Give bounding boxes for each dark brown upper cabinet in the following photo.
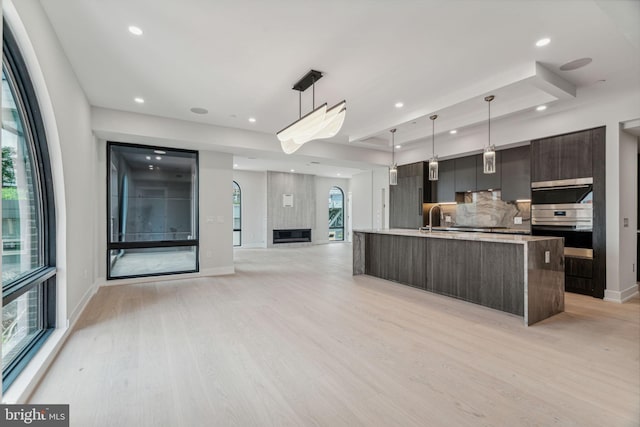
[531,129,593,182]
[500,146,530,201]
[475,151,501,191]
[454,156,477,193]
[435,159,456,203]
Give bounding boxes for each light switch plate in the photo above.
[544,251,550,263]
[514,217,523,225]
[445,215,452,223]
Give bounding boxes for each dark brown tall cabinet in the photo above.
[389,162,434,229]
[531,127,606,298]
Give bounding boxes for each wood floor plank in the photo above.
[28,243,640,426]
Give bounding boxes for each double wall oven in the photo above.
[531,178,595,294]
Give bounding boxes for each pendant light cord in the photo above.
[429,114,438,158]
[391,129,396,165]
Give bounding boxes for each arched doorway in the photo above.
[233,181,241,246]
[328,186,344,241]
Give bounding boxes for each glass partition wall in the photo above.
[107,143,198,279]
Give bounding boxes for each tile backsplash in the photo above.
[437,190,530,230]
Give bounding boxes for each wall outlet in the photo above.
[544,251,550,263]
[514,216,523,225]
[623,217,629,227]
[445,215,452,223]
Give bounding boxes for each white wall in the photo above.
[372,168,390,230]
[199,151,234,274]
[606,129,639,301]
[315,177,350,244]
[233,170,267,248]
[7,0,97,324]
[351,171,374,230]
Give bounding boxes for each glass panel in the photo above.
[109,144,197,244]
[329,187,344,241]
[2,287,42,370]
[233,231,241,247]
[109,246,197,278]
[2,71,44,285]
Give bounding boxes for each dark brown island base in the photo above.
[353,229,565,326]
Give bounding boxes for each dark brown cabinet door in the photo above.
[476,152,501,191]
[436,159,455,202]
[454,156,476,192]
[500,146,530,201]
[531,129,593,182]
[389,165,424,229]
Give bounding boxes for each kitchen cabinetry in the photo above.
[454,156,476,192]
[389,162,434,228]
[500,146,530,201]
[531,129,593,182]
[476,152,501,191]
[453,153,502,193]
[436,159,455,202]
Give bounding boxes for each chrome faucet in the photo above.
[427,204,441,233]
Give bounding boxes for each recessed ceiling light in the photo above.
[134,97,145,104]
[395,102,404,108]
[395,145,401,149]
[153,150,166,155]
[559,57,592,71]
[535,37,550,47]
[128,26,143,36]
[233,163,239,168]
[145,156,151,160]
[248,117,256,123]
[337,173,341,176]
[148,165,153,169]
[190,107,208,115]
[155,156,162,160]
[290,169,295,172]
[536,105,547,111]
[450,130,457,134]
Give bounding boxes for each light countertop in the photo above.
[353,228,562,245]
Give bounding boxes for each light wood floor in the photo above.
[30,244,639,426]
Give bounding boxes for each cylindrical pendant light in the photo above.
[429,114,439,181]
[389,128,397,185]
[483,95,496,174]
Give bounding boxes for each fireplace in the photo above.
[273,229,312,244]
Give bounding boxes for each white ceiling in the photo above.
[40,0,640,175]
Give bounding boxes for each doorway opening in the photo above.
[329,186,344,241]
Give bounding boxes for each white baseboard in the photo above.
[314,239,329,245]
[239,242,266,248]
[604,283,640,303]
[98,265,235,287]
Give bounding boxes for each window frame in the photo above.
[329,186,345,242]
[106,141,200,280]
[233,180,241,247]
[2,21,57,392]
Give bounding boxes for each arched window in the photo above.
[328,186,344,241]
[2,23,57,391]
[233,181,241,247]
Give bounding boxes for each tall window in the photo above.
[328,186,344,241]
[233,181,241,247]
[2,24,57,391]
[107,142,198,279]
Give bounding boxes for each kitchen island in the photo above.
[353,229,564,326]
